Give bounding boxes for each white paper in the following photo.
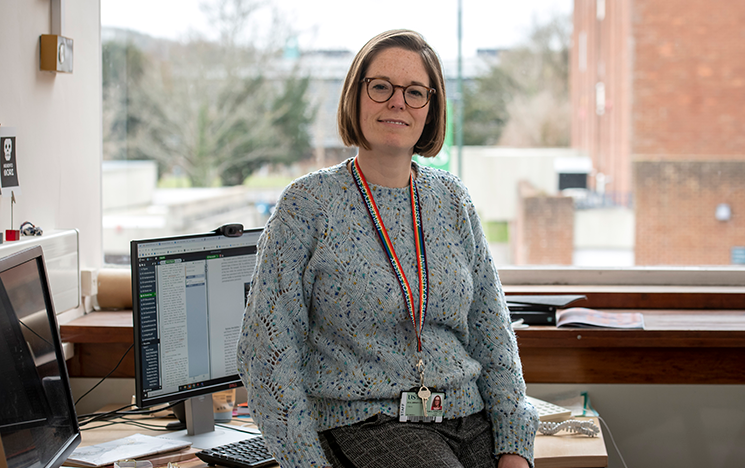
[66,433,191,467]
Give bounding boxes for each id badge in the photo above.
[399,390,445,423]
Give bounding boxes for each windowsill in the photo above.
[498,266,745,287]
[505,285,745,293]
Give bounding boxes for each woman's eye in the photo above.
[407,88,425,98]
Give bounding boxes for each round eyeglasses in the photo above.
[361,77,436,109]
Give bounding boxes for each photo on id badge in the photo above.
[399,391,445,423]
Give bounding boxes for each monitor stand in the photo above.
[156,394,252,449]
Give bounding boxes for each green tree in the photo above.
[220,74,314,186]
[463,13,571,147]
[102,40,148,161]
[462,66,516,145]
[102,40,146,90]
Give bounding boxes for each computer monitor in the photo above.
[130,226,263,447]
[0,246,81,468]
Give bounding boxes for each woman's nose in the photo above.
[388,87,406,108]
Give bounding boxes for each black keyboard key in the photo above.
[196,436,275,468]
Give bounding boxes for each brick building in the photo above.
[570,0,745,265]
[513,181,575,265]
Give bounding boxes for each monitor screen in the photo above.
[130,228,263,411]
[0,246,81,468]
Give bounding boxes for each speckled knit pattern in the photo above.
[237,159,538,468]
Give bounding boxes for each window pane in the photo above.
[101,0,744,273]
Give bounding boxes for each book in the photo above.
[65,434,191,467]
[507,295,587,325]
[507,302,556,313]
[508,309,556,325]
[556,307,644,329]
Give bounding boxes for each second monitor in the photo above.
[130,226,263,447]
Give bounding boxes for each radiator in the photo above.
[0,229,80,314]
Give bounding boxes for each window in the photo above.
[100,0,745,285]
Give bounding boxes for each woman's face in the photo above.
[358,47,431,157]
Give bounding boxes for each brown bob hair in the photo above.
[337,29,447,158]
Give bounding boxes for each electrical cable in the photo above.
[75,343,134,407]
[598,416,629,468]
[20,221,43,236]
[19,321,54,347]
[80,418,173,432]
[583,395,629,468]
[538,419,600,436]
[79,421,120,431]
[78,401,185,427]
[78,403,136,427]
[116,400,183,416]
[77,400,183,427]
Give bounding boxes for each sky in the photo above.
[101,0,572,60]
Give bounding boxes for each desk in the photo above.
[75,410,275,468]
[61,309,745,384]
[515,309,745,384]
[76,408,606,468]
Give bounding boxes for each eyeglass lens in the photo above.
[365,78,431,108]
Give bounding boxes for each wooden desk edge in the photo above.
[61,310,745,383]
[60,310,745,348]
[60,310,133,343]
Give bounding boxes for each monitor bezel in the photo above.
[0,245,81,468]
[130,227,262,409]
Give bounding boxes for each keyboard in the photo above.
[526,396,573,423]
[195,436,276,468]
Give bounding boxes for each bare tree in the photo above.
[102,0,314,187]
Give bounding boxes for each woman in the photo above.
[237,29,537,468]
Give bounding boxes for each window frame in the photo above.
[498,266,745,287]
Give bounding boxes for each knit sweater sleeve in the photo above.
[457,184,539,465]
[236,185,331,468]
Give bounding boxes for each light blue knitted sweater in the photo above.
[237,159,538,467]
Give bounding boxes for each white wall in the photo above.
[102,160,157,211]
[575,208,635,249]
[460,146,585,221]
[573,207,635,266]
[528,383,745,468]
[0,0,102,306]
[73,379,745,468]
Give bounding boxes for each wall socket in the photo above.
[40,34,73,73]
[80,268,98,297]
